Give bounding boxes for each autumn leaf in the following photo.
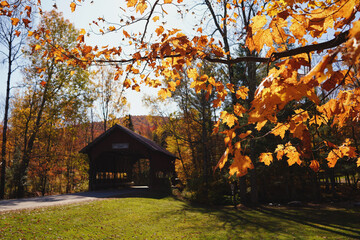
[259,152,273,166]
[256,120,267,131]
[70,2,76,12]
[136,1,147,14]
[229,150,253,177]
[309,160,320,172]
[152,16,159,22]
[164,0,172,3]
[123,30,130,38]
[215,148,229,170]
[11,18,19,26]
[155,26,164,36]
[220,111,237,128]
[40,80,47,87]
[109,26,116,31]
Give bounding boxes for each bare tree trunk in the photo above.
[0,44,12,199]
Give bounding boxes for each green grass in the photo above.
[1,193,360,239]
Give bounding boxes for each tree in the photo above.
[91,66,128,132]
[0,0,29,199]
[3,0,360,196]
[10,10,91,197]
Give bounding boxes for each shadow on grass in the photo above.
[180,202,360,239]
[255,206,360,238]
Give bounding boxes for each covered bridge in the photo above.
[80,124,176,190]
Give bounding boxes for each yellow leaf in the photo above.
[79,29,86,35]
[70,2,76,12]
[259,152,273,166]
[108,26,116,31]
[255,120,267,131]
[164,0,172,3]
[357,157,360,167]
[152,16,159,22]
[272,123,289,139]
[126,0,137,7]
[28,31,34,36]
[251,15,267,31]
[70,70,75,76]
[158,88,171,99]
[34,44,41,51]
[285,146,302,166]
[220,111,238,128]
[187,68,198,80]
[136,1,147,14]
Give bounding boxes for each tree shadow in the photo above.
[179,203,360,239]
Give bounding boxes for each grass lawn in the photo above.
[0,192,359,239]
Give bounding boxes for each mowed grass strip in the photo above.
[0,195,360,239]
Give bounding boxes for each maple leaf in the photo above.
[220,111,237,128]
[215,148,229,170]
[155,26,164,36]
[309,160,320,172]
[259,152,273,166]
[136,1,147,14]
[40,80,46,87]
[256,120,267,131]
[11,18,19,26]
[229,150,253,177]
[70,2,76,12]
[126,0,137,7]
[109,26,116,31]
[285,145,302,166]
[327,150,339,168]
[272,123,289,139]
[152,16,159,22]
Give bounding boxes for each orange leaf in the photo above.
[229,150,253,177]
[215,148,229,170]
[70,2,76,12]
[109,26,116,31]
[164,0,172,3]
[123,30,130,38]
[40,80,46,87]
[1,1,9,7]
[11,18,19,26]
[309,160,320,172]
[155,26,164,36]
[152,16,159,22]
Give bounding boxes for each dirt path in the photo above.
[0,186,149,212]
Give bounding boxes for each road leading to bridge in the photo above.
[0,186,149,212]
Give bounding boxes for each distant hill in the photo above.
[89,115,167,141]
